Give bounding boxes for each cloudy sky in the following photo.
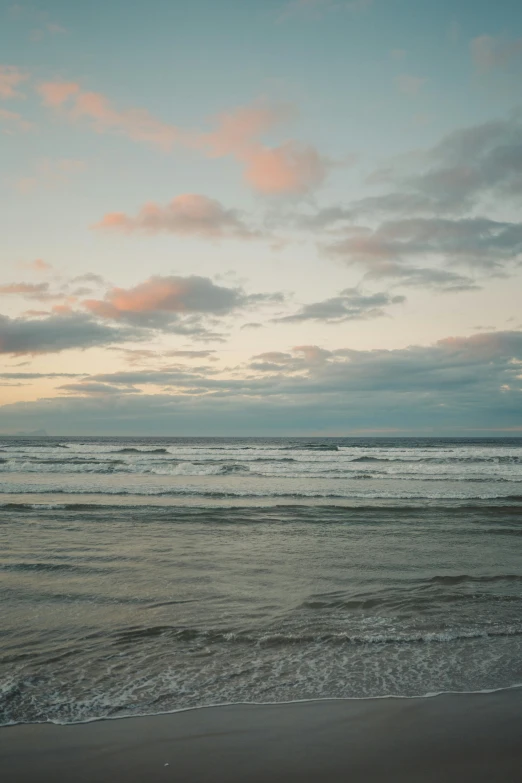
[1,0,521,435]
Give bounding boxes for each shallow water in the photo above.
[1,436,522,724]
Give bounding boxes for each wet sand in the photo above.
[2,689,522,782]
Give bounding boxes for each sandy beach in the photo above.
[2,688,522,782]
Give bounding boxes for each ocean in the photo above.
[1,436,521,725]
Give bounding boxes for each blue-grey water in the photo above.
[1,436,522,725]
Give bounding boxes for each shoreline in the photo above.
[3,682,522,728]
[2,688,522,782]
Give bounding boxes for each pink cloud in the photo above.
[243,142,327,194]
[51,304,74,315]
[72,91,179,149]
[38,81,80,107]
[16,259,53,274]
[199,102,293,156]
[39,83,327,194]
[0,108,33,133]
[84,275,242,321]
[87,280,180,318]
[198,101,328,194]
[0,66,29,99]
[30,259,53,272]
[93,194,259,239]
[38,81,180,150]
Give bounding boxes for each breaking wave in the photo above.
[111,623,522,647]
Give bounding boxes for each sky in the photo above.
[0,0,521,435]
